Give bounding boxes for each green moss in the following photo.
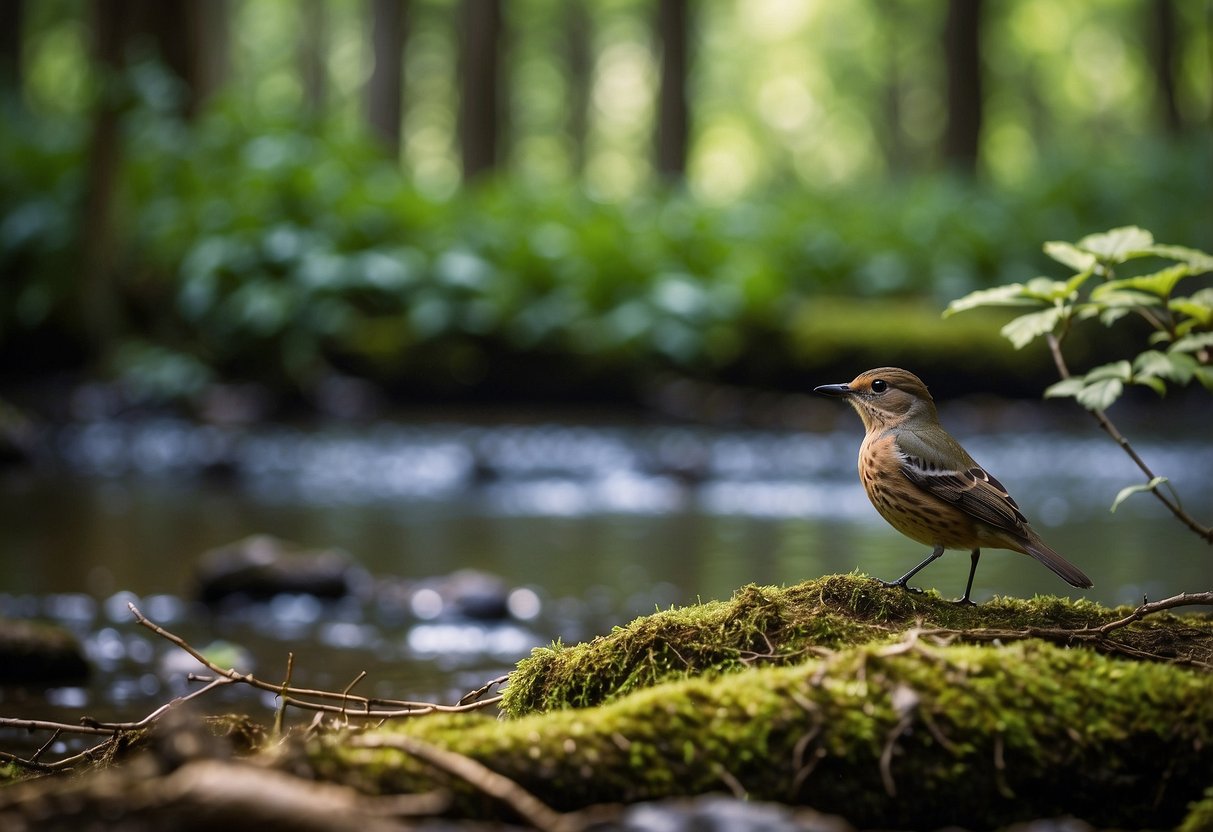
[310,639,1213,829]
[502,574,1213,716]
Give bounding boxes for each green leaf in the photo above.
[1085,360,1132,382]
[944,284,1041,316]
[1043,378,1086,399]
[999,307,1063,349]
[1023,276,1077,302]
[1099,307,1133,327]
[1043,241,1097,273]
[1170,331,1213,354]
[1089,285,1166,306]
[1091,264,1190,300]
[1060,360,1132,411]
[1169,289,1213,326]
[1110,477,1169,513]
[1194,366,1213,391]
[1132,349,1173,379]
[1132,375,1166,396]
[1077,226,1154,262]
[1141,244,1213,274]
[1076,377,1123,411]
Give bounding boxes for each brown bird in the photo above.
[815,367,1092,604]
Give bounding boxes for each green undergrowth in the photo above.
[310,638,1213,829]
[502,573,1213,716]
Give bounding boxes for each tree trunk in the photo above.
[300,0,329,117]
[563,0,591,175]
[79,0,133,366]
[1148,0,1182,134]
[941,0,983,173]
[458,0,503,181]
[367,0,408,154]
[0,0,22,97]
[142,0,228,118]
[655,0,689,181]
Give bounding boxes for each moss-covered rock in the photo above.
[0,618,89,684]
[310,637,1213,829]
[502,574,1213,716]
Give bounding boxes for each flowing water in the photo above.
[2,401,1211,748]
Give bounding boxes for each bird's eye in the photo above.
[870,379,888,393]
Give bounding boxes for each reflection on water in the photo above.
[1,411,1211,726]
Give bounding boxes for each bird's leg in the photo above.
[879,545,944,595]
[955,548,980,606]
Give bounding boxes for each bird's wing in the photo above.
[894,433,1030,535]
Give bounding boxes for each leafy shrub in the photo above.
[2,90,1210,402]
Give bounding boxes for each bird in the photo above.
[814,367,1092,604]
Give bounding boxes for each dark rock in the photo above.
[194,535,363,606]
[0,618,90,684]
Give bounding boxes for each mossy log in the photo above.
[311,633,1213,828]
[503,574,1213,716]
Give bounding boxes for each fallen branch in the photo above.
[917,591,1213,669]
[127,602,505,718]
[0,605,508,773]
[350,733,580,832]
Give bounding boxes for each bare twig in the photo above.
[1092,591,1213,636]
[915,591,1213,669]
[1046,332,1212,543]
[128,602,503,718]
[349,733,580,832]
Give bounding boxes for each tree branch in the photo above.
[1046,332,1213,543]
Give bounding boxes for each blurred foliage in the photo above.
[2,79,1211,403]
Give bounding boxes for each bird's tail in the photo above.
[1022,535,1093,589]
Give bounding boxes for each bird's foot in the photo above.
[878,579,923,595]
[951,596,977,607]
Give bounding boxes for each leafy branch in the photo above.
[946,226,1213,544]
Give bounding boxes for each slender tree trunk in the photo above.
[80,0,133,365]
[563,0,591,175]
[458,0,503,181]
[942,0,983,173]
[0,0,23,97]
[300,0,329,117]
[367,0,408,154]
[655,0,689,181]
[142,0,228,118]
[1148,0,1182,134]
[880,5,908,173]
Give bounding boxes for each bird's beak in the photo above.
[813,383,852,398]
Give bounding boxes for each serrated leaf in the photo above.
[1132,349,1173,378]
[1043,241,1097,273]
[1092,264,1190,300]
[1023,276,1076,302]
[1110,477,1169,513]
[1132,375,1167,396]
[1089,285,1164,306]
[1043,378,1086,399]
[1169,289,1213,326]
[1142,244,1213,274]
[1065,269,1095,294]
[1078,226,1154,262]
[944,284,1041,316]
[999,307,1063,349]
[1170,331,1213,353]
[1076,377,1124,411]
[1084,360,1132,382]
